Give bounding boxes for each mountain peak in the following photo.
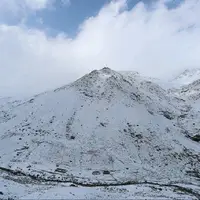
[90,67,117,77]
[100,66,113,73]
[172,68,200,86]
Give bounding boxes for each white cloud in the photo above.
[0,0,70,18]
[24,0,51,9]
[0,0,49,13]
[0,0,200,97]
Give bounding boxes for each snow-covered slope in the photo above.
[1,175,199,200]
[0,96,21,109]
[0,97,21,124]
[169,75,200,143]
[171,68,200,87]
[119,71,175,90]
[0,68,200,198]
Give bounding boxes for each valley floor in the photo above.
[0,174,200,199]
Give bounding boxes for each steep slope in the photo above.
[171,68,200,87]
[0,68,199,187]
[0,97,21,124]
[177,79,200,101]
[119,71,175,90]
[170,77,200,143]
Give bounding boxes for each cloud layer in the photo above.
[0,0,200,97]
[0,0,70,19]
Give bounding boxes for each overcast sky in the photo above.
[0,0,200,97]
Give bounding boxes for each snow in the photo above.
[171,68,200,87]
[0,177,199,199]
[0,67,200,199]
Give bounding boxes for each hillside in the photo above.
[171,68,200,87]
[0,68,200,199]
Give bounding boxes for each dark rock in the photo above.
[127,123,132,127]
[190,134,200,142]
[70,184,78,187]
[28,98,34,103]
[92,171,101,175]
[83,92,93,98]
[179,114,187,119]
[186,170,200,178]
[161,111,175,120]
[130,93,141,101]
[103,170,110,175]
[70,136,75,140]
[55,168,67,173]
[0,191,3,195]
[148,110,154,115]
[100,122,106,127]
[135,134,143,139]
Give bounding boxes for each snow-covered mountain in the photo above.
[171,68,200,87]
[0,97,22,124]
[0,68,200,199]
[168,70,200,144]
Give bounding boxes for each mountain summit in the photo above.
[172,68,200,86]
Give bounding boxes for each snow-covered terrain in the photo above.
[0,67,200,199]
[1,175,199,199]
[171,68,200,87]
